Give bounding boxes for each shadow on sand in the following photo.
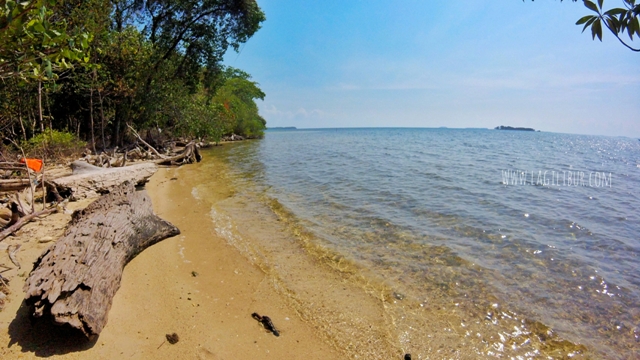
[6,301,97,357]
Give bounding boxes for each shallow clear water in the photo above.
[209,128,640,358]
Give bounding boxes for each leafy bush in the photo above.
[22,130,87,159]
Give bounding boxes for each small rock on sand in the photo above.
[166,333,179,344]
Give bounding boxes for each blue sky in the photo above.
[224,1,640,137]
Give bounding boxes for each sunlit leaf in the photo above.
[584,0,599,13]
[45,59,52,78]
[604,8,627,16]
[606,18,617,33]
[592,18,603,41]
[576,15,592,25]
[33,21,45,33]
[582,16,597,32]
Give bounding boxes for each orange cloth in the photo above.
[19,158,43,172]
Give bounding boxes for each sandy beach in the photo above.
[0,162,341,359]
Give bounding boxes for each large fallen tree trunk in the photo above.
[23,182,180,338]
[52,161,157,200]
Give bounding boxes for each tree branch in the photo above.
[600,15,640,52]
[0,1,38,32]
[126,123,167,159]
[0,207,57,242]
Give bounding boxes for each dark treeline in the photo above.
[0,0,267,155]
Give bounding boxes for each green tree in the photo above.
[1,0,267,149]
[1,0,92,144]
[107,0,266,144]
[576,0,639,52]
[0,0,90,80]
[528,0,639,52]
[213,77,266,138]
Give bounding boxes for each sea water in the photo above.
[204,128,640,359]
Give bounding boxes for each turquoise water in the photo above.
[213,128,640,358]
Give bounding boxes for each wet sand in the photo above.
[0,164,341,359]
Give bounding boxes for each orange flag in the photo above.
[20,158,43,172]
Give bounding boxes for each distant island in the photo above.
[267,127,297,130]
[495,125,536,132]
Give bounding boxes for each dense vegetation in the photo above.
[0,0,267,155]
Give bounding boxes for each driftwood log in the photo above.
[52,161,157,200]
[0,163,72,193]
[155,141,201,166]
[23,182,180,338]
[0,179,32,191]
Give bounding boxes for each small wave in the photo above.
[209,206,254,262]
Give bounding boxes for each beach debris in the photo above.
[393,292,405,300]
[126,125,202,166]
[252,312,280,337]
[404,354,412,360]
[166,333,180,344]
[0,272,8,310]
[23,182,180,338]
[38,236,54,243]
[0,202,58,242]
[7,244,21,269]
[191,271,199,277]
[0,282,9,311]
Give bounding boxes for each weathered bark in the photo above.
[24,182,180,338]
[0,179,31,191]
[52,161,157,200]
[0,164,72,194]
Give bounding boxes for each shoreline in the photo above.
[0,139,601,359]
[0,160,341,359]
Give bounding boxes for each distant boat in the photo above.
[494,125,536,132]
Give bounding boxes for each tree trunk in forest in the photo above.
[90,87,97,154]
[37,81,43,132]
[98,88,106,150]
[29,106,36,135]
[17,96,27,142]
[114,109,121,147]
[24,182,180,338]
[45,88,53,131]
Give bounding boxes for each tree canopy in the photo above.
[529,0,640,52]
[0,0,268,153]
[575,0,639,52]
